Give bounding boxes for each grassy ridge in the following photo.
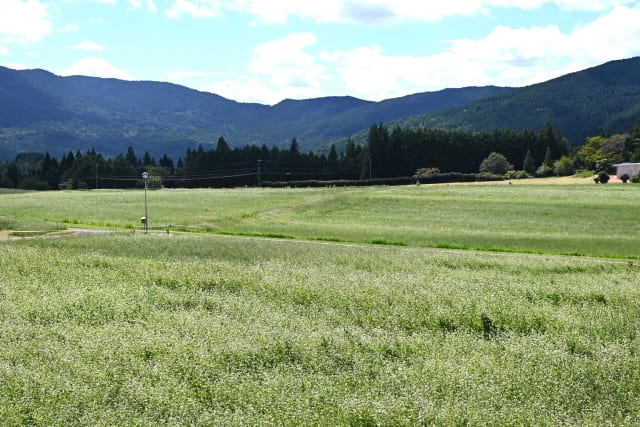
[1,182,639,257]
[1,233,640,424]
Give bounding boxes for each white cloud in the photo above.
[171,2,640,104]
[202,32,328,104]
[61,58,133,80]
[7,63,28,70]
[129,0,158,12]
[0,46,9,55]
[167,70,222,79]
[207,77,282,104]
[69,41,107,51]
[248,32,326,89]
[163,0,637,24]
[321,3,640,100]
[165,0,221,18]
[0,0,52,44]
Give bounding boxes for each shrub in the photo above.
[597,171,610,184]
[479,152,513,175]
[506,170,529,180]
[621,173,630,183]
[553,156,575,176]
[535,165,554,177]
[632,172,640,183]
[412,167,440,182]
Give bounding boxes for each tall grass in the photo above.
[1,233,640,424]
[2,183,640,257]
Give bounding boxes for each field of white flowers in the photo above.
[1,232,639,424]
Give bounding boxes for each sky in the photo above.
[1,0,640,105]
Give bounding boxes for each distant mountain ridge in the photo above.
[0,66,510,160]
[1,57,640,161]
[377,57,640,146]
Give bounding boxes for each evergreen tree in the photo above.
[327,144,338,170]
[159,154,174,169]
[125,146,138,166]
[543,146,553,167]
[523,149,536,174]
[142,151,154,166]
[289,138,300,156]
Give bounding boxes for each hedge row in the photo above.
[261,173,506,188]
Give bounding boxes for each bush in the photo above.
[0,176,14,188]
[412,167,440,182]
[535,165,554,177]
[18,176,49,191]
[597,171,610,184]
[505,170,530,180]
[632,172,640,183]
[553,156,575,176]
[621,173,630,183]
[479,152,513,175]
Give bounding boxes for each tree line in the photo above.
[0,122,573,190]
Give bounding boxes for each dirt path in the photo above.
[0,227,114,241]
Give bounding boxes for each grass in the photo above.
[2,181,640,423]
[1,233,640,424]
[1,181,640,257]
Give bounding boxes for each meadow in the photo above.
[2,179,640,258]
[1,181,640,424]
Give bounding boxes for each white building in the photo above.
[612,163,640,179]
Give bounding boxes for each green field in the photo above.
[2,182,640,424]
[2,180,640,257]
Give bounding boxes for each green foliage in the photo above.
[553,155,575,176]
[505,170,529,179]
[522,149,536,174]
[387,57,640,147]
[621,174,630,183]
[597,171,610,184]
[535,164,554,177]
[479,152,513,175]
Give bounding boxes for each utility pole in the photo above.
[257,159,262,187]
[95,163,98,189]
[369,155,372,180]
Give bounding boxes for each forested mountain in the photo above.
[1,57,639,161]
[0,66,509,160]
[379,57,640,146]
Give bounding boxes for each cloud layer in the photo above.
[2,0,640,104]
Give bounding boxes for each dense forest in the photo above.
[0,121,586,190]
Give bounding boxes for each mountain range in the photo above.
[1,56,639,161]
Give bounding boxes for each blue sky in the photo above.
[1,0,640,105]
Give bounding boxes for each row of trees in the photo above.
[0,120,608,190]
[575,119,640,173]
[0,137,367,190]
[368,122,569,178]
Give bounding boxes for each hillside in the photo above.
[0,67,508,160]
[382,57,640,146]
[2,57,639,160]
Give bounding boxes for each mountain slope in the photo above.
[384,57,640,146]
[0,66,509,160]
[1,57,639,161]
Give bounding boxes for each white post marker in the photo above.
[142,172,149,234]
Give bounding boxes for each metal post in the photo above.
[142,172,149,234]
